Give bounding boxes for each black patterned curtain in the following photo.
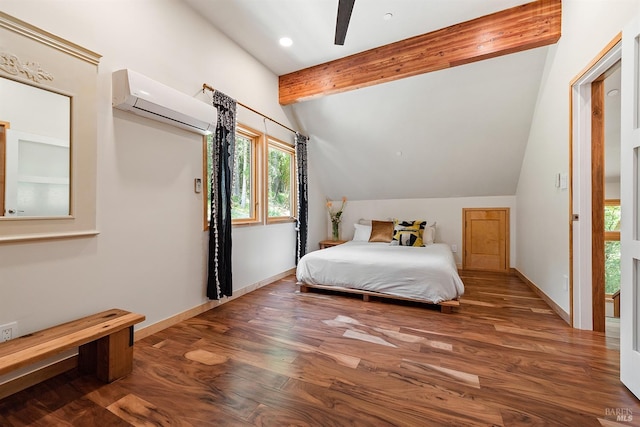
[295,132,309,264]
[207,90,236,300]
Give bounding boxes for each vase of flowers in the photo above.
[326,197,347,241]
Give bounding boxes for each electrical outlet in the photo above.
[0,322,17,342]
[451,244,457,253]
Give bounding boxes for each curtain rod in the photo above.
[202,83,307,139]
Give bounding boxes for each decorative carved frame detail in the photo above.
[0,52,53,83]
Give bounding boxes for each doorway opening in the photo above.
[570,34,621,333]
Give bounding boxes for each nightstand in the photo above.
[319,239,347,249]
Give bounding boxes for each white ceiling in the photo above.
[182,0,551,201]
[183,0,535,75]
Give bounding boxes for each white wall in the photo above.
[316,196,516,267]
[0,1,297,339]
[516,0,640,314]
[606,180,621,200]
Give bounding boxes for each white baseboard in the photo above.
[514,269,570,324]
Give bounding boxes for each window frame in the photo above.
[231,126,261,225]
[265,136,296,224]
[203,124,298,229]
[202,124,262,230]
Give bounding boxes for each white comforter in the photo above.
[296,241,464,304]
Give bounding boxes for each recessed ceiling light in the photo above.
[279,37,293,47]
[383,13,393,20]
[607,89,619,97]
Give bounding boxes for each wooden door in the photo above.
[463,208,509,273]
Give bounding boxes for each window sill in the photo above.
[232,220,262,228]
[266,217,296,225]
[204,217,295,231]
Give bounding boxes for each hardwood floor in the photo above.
[1,271,638,426]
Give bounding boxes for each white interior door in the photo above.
[620,16,640,399]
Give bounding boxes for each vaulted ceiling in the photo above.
[182,0,560,200]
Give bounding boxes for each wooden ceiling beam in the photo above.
[278,0,561,105]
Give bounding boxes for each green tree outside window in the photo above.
[268,145,292,218]
[604,204,621,294]
[231,134,252,219]
[206,131,255,222]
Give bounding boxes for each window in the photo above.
[231,129,257,221]
[267,138,295,221]
[604,199,621,294]
[204,125,260,227]
[203,125,296,228]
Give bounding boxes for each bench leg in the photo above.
[78,326,135,383]
[78,340,97,375]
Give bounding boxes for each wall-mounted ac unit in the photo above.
[112,69,216,135]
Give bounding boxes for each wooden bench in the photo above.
[0,309,145,397]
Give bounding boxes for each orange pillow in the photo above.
[369,220,394,243]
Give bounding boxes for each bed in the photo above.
[296,240,465,312]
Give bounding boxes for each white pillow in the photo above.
[353,223,372,241]
[423,222,437,245]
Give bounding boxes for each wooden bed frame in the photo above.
[298,282,460,313]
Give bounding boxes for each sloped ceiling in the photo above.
[182,0,550,200]
[294,47,547,199]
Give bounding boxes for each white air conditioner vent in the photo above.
[112,69,216,135]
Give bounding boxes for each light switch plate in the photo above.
[559,173,568,190]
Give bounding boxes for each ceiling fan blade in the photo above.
[334,0,355,45]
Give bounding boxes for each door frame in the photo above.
[570,34,621,330]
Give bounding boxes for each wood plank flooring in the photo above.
[1,271,638,426]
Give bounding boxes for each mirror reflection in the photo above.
[0,76,70,217]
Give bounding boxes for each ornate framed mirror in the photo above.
[0,12,100,242]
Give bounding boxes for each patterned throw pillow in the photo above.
[391,220,426,247]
